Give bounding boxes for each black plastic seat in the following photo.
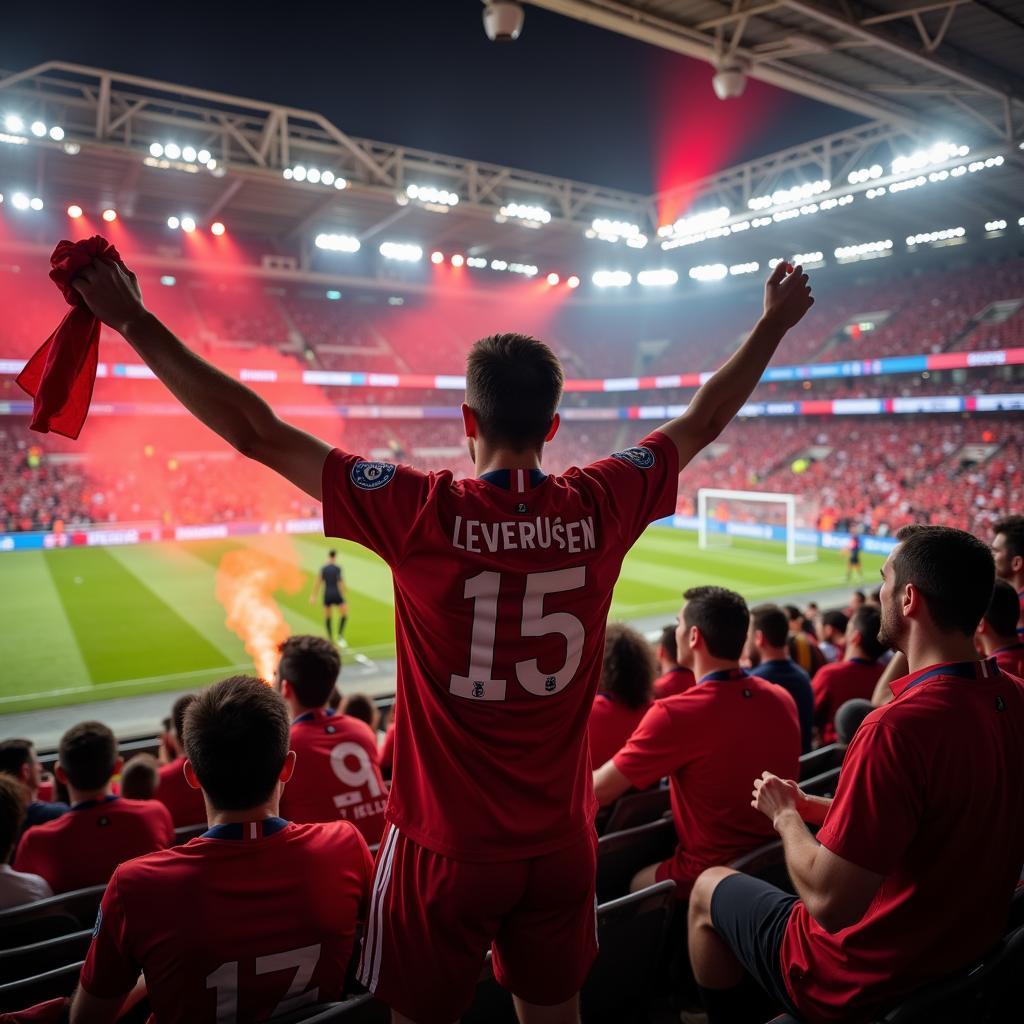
[798,743,843,781]
[581,879,677,1023]
[801,766,841,798]
[601,785,671,836]
[0,959,83,1013]
[730,839,794,894]
[0,885,105,951]
[0,929,91,984]
[596,817,676,903]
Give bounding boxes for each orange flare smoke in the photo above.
[214,542,305,682]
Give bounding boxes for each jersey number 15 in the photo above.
[450,567,586,702]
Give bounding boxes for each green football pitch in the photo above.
[0,529,881,715]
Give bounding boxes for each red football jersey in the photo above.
[279,710,387,844]
[653,666,696,699]
[155,756,208,829]
[80,819,373,1023]
[588,693,650,768]
[322,432,679,860]
[13,796,173,894]
[782,659,1024,1021]
[614,670,800,891]
[995,641,1024,678]
[811,657,885,745]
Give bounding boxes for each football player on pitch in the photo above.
[72,256,813,1024]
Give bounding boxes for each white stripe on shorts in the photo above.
[357,823,398,991]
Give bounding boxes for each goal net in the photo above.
[697,488,819,565]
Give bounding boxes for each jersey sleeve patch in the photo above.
[611,446,656,469]
[351,461,398,490]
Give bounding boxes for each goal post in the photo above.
[697,488,819,565]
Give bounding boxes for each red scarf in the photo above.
[15,235,123,440]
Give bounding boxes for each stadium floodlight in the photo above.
[160,276,176,286]
[891,142,965,176]
[211,221,226,236]
[48,126,64,141]
[167,216,180,229]
[490,259,508,271]
[689,263,728,282]
[847,164,884,185]
[508,262,538,276]
[315,232,361,253]
[321,170,335,186]
[326,290,342,300]
[671,206,730,235]
[906,228,965,246]
[748,179,830,211]
[451,254,465,267]
[11,192,30,210]
[1019,217,1024,227]
[380,241,423,262]
[592,270,632,288]
[307,168,322,184]
[498,202,551,225]
[466,256,488,268]
[101,208,117,222]
[637,268,678,287]
[67,204,83,219]
[566,275,580,289]
[293,165,308,182]
[4,114,24,134]
[791,251,825,267]
[985,220,1008,233]
[30,120,46,137]
[198,149,211,164]
[834,239,893,262]
[406,183,459,207]
[182,146,197,163]
[149,142,164,158]
[164,142,181,160]
[28,197,43,211]
[728,262,759,276]
[180,216,196,233]
[546,272,560,285]
[430,250,444,265]
[591,218,642,241]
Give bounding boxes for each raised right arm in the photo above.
[72,259,330,500]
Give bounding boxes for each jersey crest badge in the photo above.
[515,502,529,514]
[611,446,655,469]
[351,460,397,491]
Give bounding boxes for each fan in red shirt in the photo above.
[652,623,696,698]
[70,253,813,1024]
[71,676,373,1024]
[154,694,208,828]
[991,516,1024,637]
[588,623,655,768]
[275,635,387,844]
[14,721,172,895]
[595,586,800,900]
[811,606,886,745]
[688,525,1024,1024]
[976,579,1024,678]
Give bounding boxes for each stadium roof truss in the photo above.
[0,45,1020,272]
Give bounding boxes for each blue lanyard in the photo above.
[698,667,748,685]
[294,708,335,724]
[901,658,998,695]
[202,817,289,841]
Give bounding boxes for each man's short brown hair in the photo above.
[465,333,564,451]
[58,721,118,791]
[277,635,341,709]
[184,676,290,811]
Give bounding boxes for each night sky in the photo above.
[1,0,863,196]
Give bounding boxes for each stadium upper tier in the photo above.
[3,413,1020,540]
[1,245,1022,387]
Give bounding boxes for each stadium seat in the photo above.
[798,743,844,781]
[801,766,841,798]
[729,839,794,894]
[0,885,105,950]
[0,929,91,984]
[596,818,676,903]
[174,823,208,843]
[274,993,387,1023]
[600,785,672,835]
[581,880,677,1023]
[0,960,82,1013]
[1009,884,1024,931]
